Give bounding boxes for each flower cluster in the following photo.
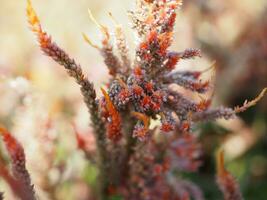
[0,0,265,200]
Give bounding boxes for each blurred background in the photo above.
[0,0,266,199]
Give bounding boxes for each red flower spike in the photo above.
[0,126,36,200]
[75,131,86,150]
[0,165,23,199]
[216,151,243,200]
[101,88,122,142]
[180,48,202,59]
[170,133,202,172]
[167,12,177,28]
[72,124,95,152]
[0,127,25,163]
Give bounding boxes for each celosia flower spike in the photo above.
[27,2,108,191]
[0,126,36,200]
[179,48,202,59]
[170,133,202,172]
[0,165,21,199]
[101,88,122,141]
[234,87,267,113]
[88,9,110,45]
[27,0,50,48]
[216,150,243,200]
[193,87,266,122]
[109,12,131,73]
[86,9,123,76]
[25,0,267,199]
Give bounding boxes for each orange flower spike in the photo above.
[101,88,117,115]
[101,88,122,141]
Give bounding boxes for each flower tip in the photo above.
[108,12,120,27]
[100,87,108,97]
[87,8,109,42]
[234,87,267,113]
[82,33,99,49]
[101,87,113,107]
